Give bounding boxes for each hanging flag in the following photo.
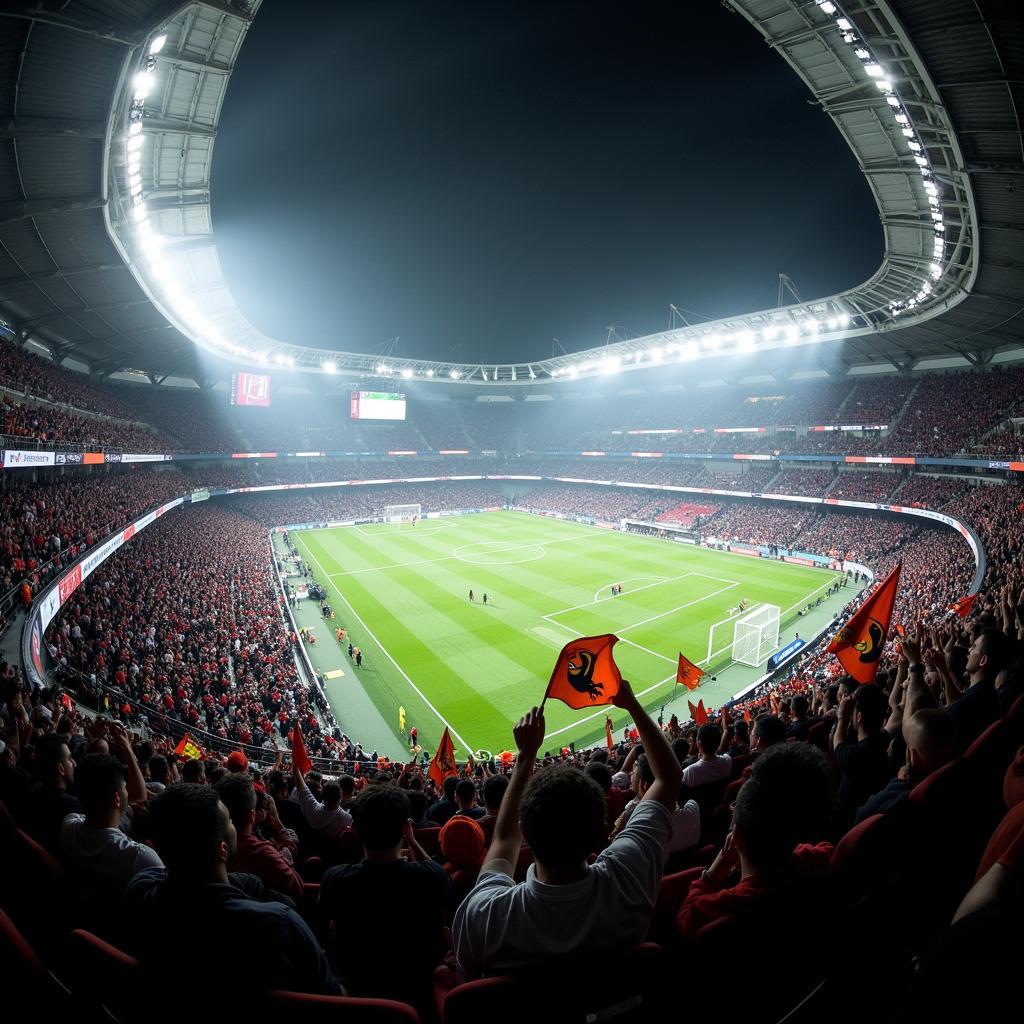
[544,634,622,709]
[676,651,704,691]
[290,725,312,775]
[428,726,458,788]
[174,733,203,761]
[827,562,902,684]
[398,705,406,733]
[687,699,708,726]
[949,593,978,619]
[605,716,614,751]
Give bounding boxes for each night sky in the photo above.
[212,0,879,364]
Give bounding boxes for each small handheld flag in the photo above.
[290,725,312,775]
[174,733,203,760]
[687,699,708,726]
[676,652,704,692]
[428,726,458,788]
[544,634,622,709]
[605,716,614,751]
[950,593,978,619]
[827,562,902,684]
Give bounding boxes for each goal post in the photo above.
[385,503,421,524]
[732,604,781,668]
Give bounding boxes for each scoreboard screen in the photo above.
[350,391,406,421]
[231,372,271,407]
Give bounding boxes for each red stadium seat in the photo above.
[437,943,664,1024]
[268,989,420,1023]
[64,929,144,1023]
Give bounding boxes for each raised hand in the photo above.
[513,706,546,761]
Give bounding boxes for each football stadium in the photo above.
[0,0,1021,1020]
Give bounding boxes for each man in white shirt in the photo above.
[62,742,163,888]
[612,753,701,853]
[291,762,353,837]
[681,724,732,787]
[453,680,682,978]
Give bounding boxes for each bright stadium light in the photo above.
[149,34,167,55]
[401,367,413,378]
[864,63,884,77]
[131,204,147,222]
[127,133,144,153]
[322,361,337,373]
[128,121,142,136]
[449,369,460,379]
[425,368,434,377]
[133,72,153,99]
[836,17,852,30]
[817,1,837,13]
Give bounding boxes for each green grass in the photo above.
[293,511,843,758]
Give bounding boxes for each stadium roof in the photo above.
[0,0,1020,389]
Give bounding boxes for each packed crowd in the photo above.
[766,469,838,496]
[829,471,900,501]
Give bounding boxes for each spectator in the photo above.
[613,753,700,854]
[854,709,956,824]
[478,772,508,842]
[681,724,731,787]
[23,733,82,854]
[948,628,1014,751]
[291,762,352,838]
[180,758,207,785]
[125,784,340,1004]
[215,772,304,904]
[320,783,449,1003]
[60,750,162,888]
[454,777,485,820]
[453,681,682,978]
[833,684,893,829]
[675,743,835,939]
[427,775,460,826]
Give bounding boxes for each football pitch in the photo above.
[291,511,845,758]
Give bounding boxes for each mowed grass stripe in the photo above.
[296,513,841,754]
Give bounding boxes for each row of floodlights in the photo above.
[123,11,946,370]
[813,2,946,317]
[549,314,854,378]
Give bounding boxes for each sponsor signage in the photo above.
[3,449,56,468]
[58,564,82,604]
[767,638,806,672]
[120,453,170,463]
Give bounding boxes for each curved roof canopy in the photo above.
[0,0,1020,389]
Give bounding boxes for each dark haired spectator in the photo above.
[613,754,700,854]
[320,783,449,1004]
[291,761,352,837]
[948,628,1015,751]
[454,777,485,820]
[453,681,681,978]
[215,772,303,904]
[478,772,508,842]
[61,748,161,888]
[786,694,820,741]
[681,723,731,786]
[427,774,460,826]
[180,758,207,785]
[833,684,893,829]
[24,733,82,853]
[676,743,835,939]
[125,784,340,1005]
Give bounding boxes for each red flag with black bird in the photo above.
[676,652,704,692]
[428,726,458,788]
[827,562,902,684]
[290,724,312,775]
[544,634,622,709]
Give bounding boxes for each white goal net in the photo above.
[732,604,781,668]
[385,503,421,524]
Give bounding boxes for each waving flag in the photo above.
[428,726,458,788]
[174,733,203,761]
[827,562,902,684]
[544,634,622,709]
[290,725,312,775]
[950,593,978,619]
[676,652,704,691]
[605,716,614,751]
[687,699,708,726]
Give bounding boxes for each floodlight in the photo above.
[401,367,413,378]
[908,141,921,152]
[875,78,893,92]
[886,95,901,107]
[865,63,883,77]
[131,204,147,222]
[915,155,927,166]
[895,113,909,125]
[149,34,167,55]
[128,121,142,136]
[323,362,337,373]
[836,18,851,30]
[854,48,869,59]
[273,354,285,365]
[902,127,914,138]
[132,72,153,99]
[425,368,434,377]
[449,369,460,379]
[817,1,836,13]
[930,263,941,279]
[127,134,144,153]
